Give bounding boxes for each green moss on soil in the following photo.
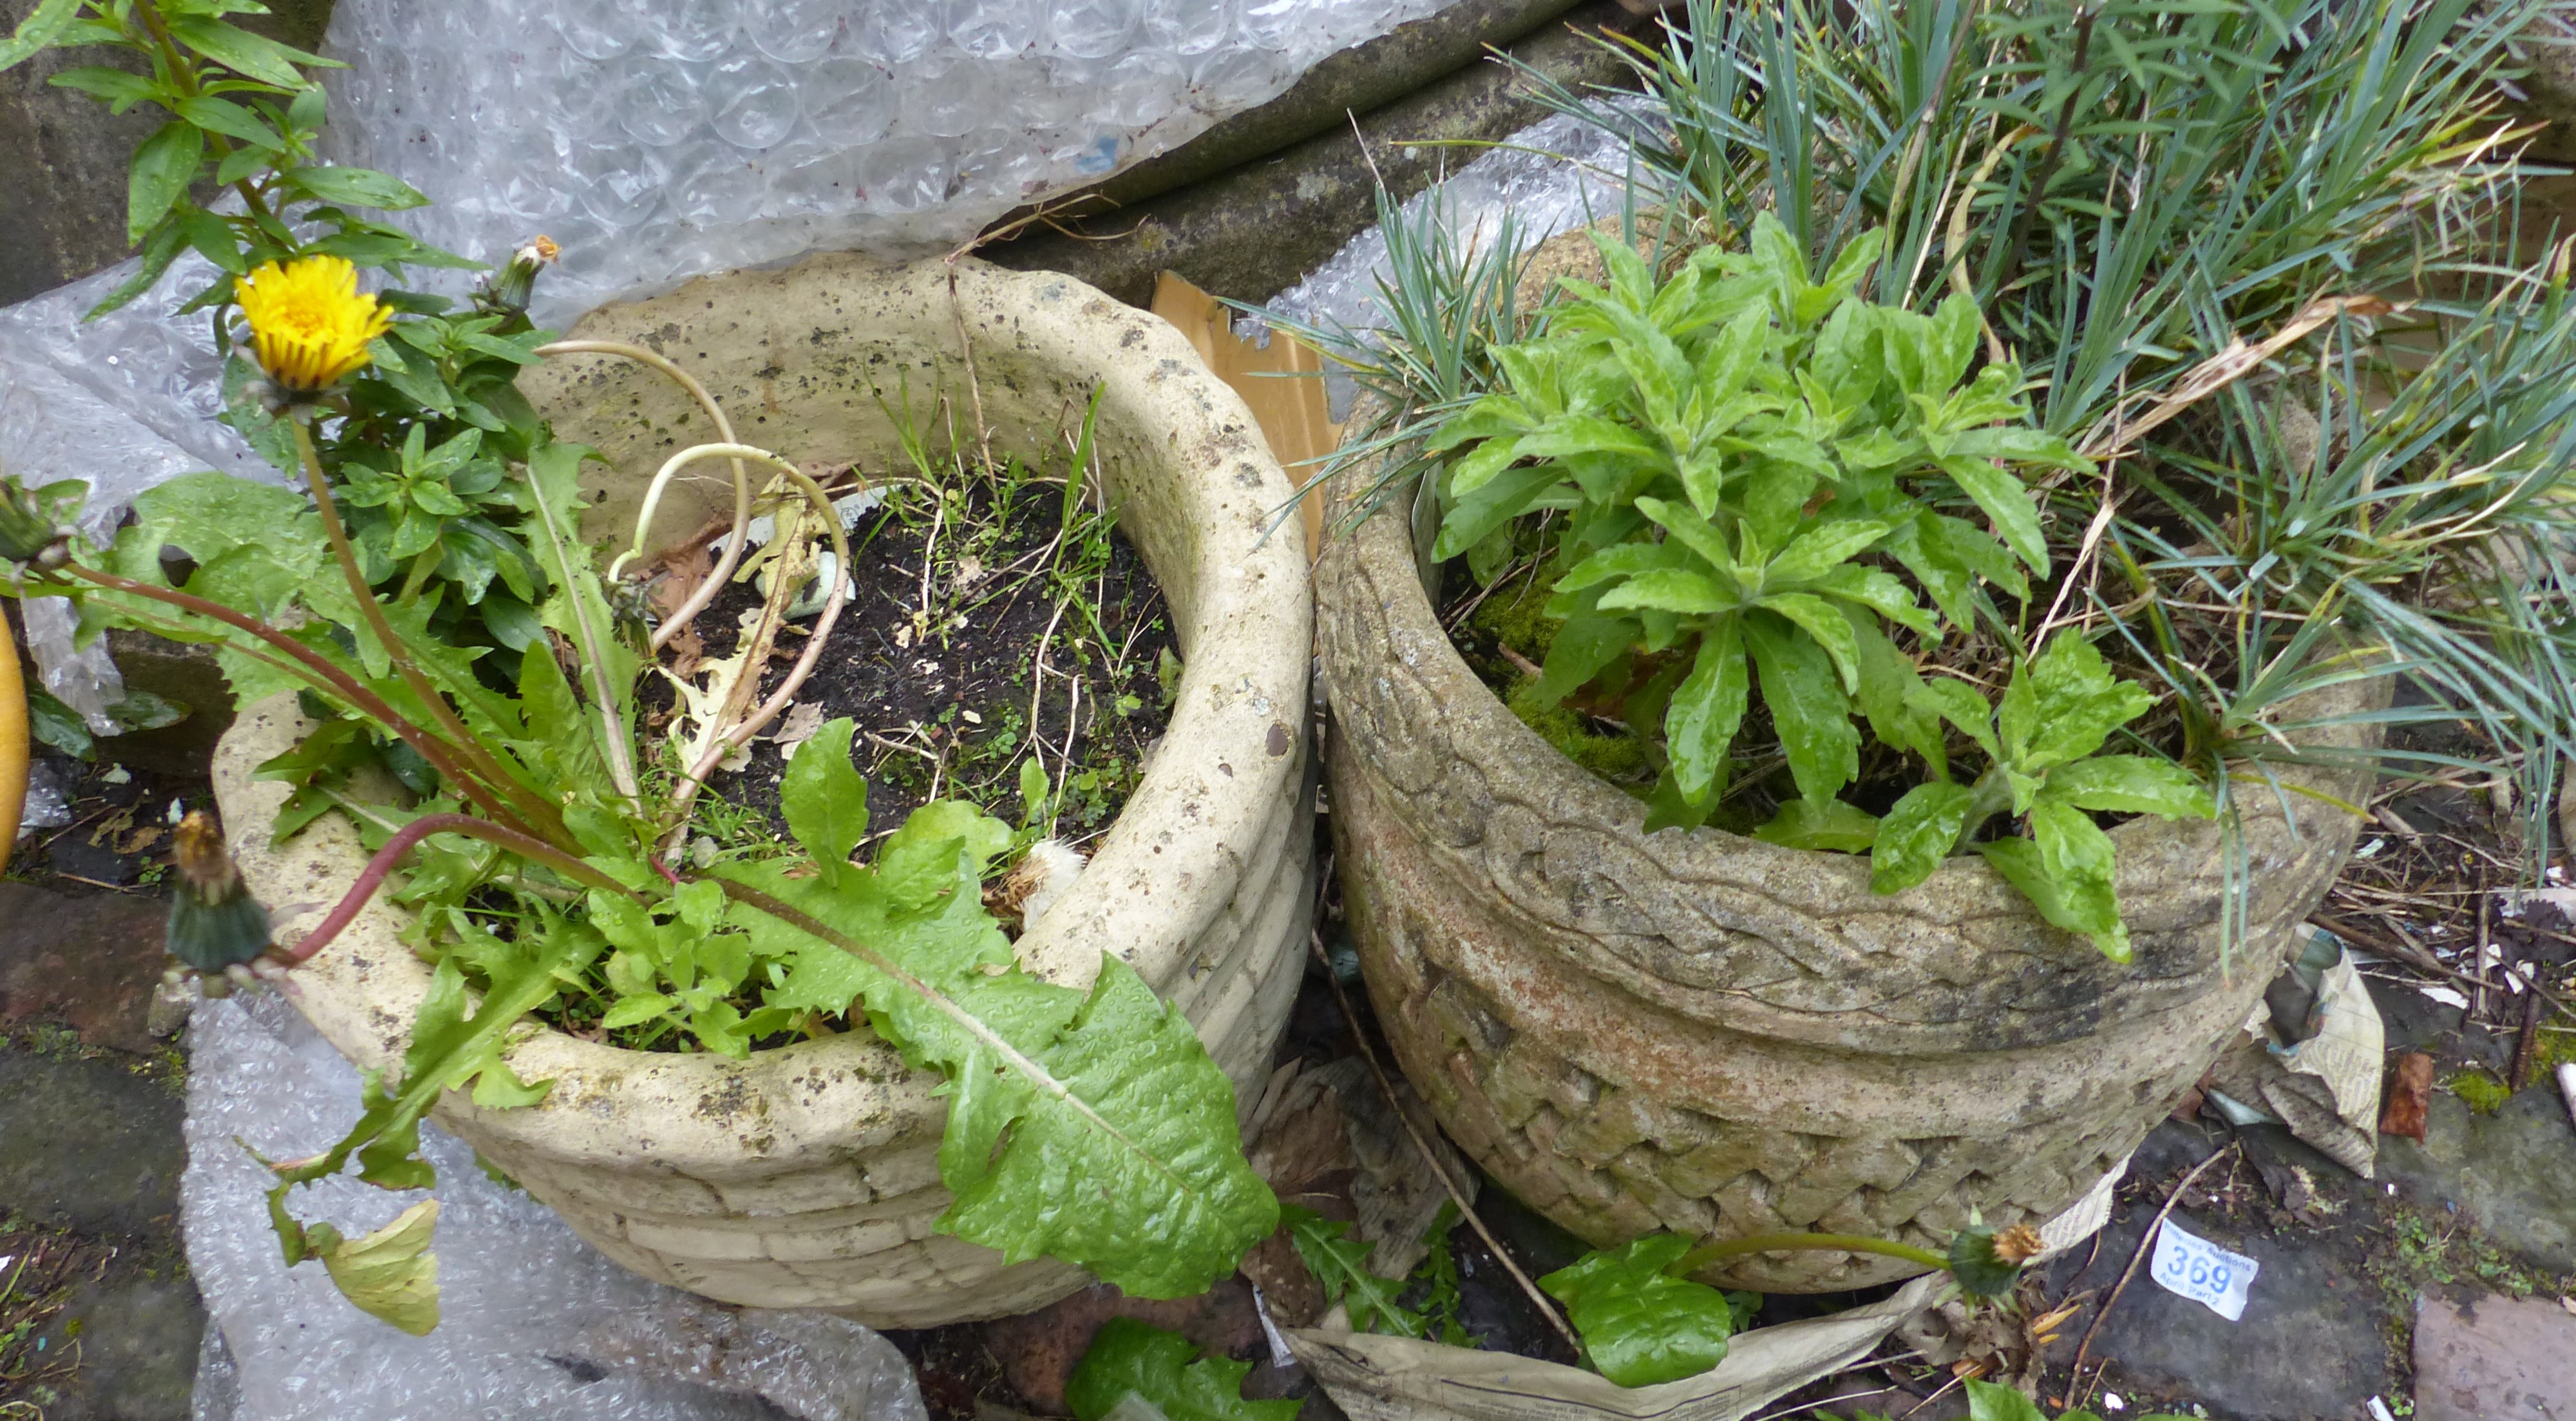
[1469,577,1558,665]
[2444,1068,2512,1116]
[1504,678,1648,781]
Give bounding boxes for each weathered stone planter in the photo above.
[212,254,1316,1328]
[1316,468,2378,1292]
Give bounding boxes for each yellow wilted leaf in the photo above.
[322,1199,441,1335]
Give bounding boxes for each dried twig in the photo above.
[1300,906,1581,1354]
[2065,1141,2240,1409]
[535,339,753,653]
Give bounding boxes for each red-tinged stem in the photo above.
[277,812,639,966]
[57,565,537,838]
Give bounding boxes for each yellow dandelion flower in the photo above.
[234,255,392,393]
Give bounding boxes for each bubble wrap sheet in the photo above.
[0,0,1472,703]
[1243,106,1651,418]
[183,990,930,1421]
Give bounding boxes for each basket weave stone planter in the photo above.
[1316,468,2378,1293]
[212,254,1316,1328]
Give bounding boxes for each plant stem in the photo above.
[1950,766,2019,854]
[290,417,569,846]
[128,0,272,225]
[276,813,640,967]
[1671,1231,1950,1278]
[54,564,532,834]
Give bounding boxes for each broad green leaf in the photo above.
[1980,805,2130,960]
[1754,797,1881,852]
[1539,1235,1740,1388]
[321,1200,440,1336]
[876,799,1007,910]
[934,953,1279,1297]
[1808,564,1938,636]
[1285,1205,1426,1337]
[1846,612,1945,772]
[1642,765,1723,834]
[1689,305,1772,422]
[511,638,611,806]
[175,93,283,149]
[1935,453,2050,576]
[1434,461,1564,561]
[1598,567,1730,616]
[1905,678,2000,765]
[0,0,82,72]
[178,204,247,273]
[1065,1318,1303,1421]
[1870,780,1979,893]
[2041,756,2214,819]
[1759,592,1861,693]
[287,164,430,211]
[1962,1379,2049,1421]
[1765,518,1895,586]
[1922,292,1981,396]
[1532,613,1633,708]
[1518,415,1663,464]
[128,120,204,243]
[781,718,871,888]
[48,66,160,110]
[1442,435,1526,501]
[1745,610,1857,805]
[1997,633,2155,772]
[1663,619,1748,797]
[167,15,337,88]
[1633,495,1734,572]
[1557,539,1692,593]
[724,819,1276,1298]
[598,993,675,1030]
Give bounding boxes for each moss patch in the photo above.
[2443,1068,2512,1115]
[1468,577,1558,665]
[1504,678,1648,782]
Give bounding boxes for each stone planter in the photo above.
[212,254,1316,1328]
[1316,468,2378,1293]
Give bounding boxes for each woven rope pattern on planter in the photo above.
[1351,877,2173,1292]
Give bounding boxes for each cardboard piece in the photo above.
[1147,272,1343,558]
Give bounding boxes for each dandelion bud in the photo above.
[1945,1218,2031,1298]
[482,234,560,314]
[1990,1223,2046,1266]
[167,812,275,977]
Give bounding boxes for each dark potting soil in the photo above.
[661,475,1178,855]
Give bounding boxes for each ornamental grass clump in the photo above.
[1,0,1282,1333]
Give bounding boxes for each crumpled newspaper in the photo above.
[2203,928,2387,1178]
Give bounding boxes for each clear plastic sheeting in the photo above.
[1240,107,1652,419]
[0,249,269,725]
[184,989,931,1421]
[319,0,1472,326]
[0,0,1477,706]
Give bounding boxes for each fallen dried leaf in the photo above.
[2380,1051,2434,1143]
[769,701,826,756]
